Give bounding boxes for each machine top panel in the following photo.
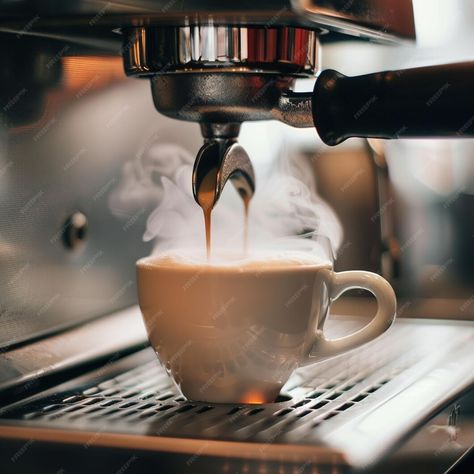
[0,0,416,44]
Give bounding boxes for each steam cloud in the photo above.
[110,133,342,265]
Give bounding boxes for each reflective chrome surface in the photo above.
[0,33,202,348]
[193,137,255,209]
[123,26,319,76]
[294,0,416,42]
[0,307,148,395]
[126,26,319,137]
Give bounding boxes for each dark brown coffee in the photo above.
[195,168,217,259]
[242,192,250,254]
[195,171,251,259]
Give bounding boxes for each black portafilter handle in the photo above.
[312,62,474,146]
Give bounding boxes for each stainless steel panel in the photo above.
[0,307,148,394]
[293,0,416,41]
[0,33,202,348]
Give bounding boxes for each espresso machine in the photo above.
[1,1,474,473]
[118,5,474,209]
[3,1,473,207]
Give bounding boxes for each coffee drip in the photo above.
[196,167,252,259]
[242,192,250,254]
[195,168,217,259]
[192,139,255,260]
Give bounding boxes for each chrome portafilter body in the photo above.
[123,24,320,204]
[123,25,319,77]
[123,24,319,123]
[124,25,319,116]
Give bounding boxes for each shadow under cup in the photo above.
[136,255,335,404]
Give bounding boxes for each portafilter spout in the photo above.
[192,124,255,212]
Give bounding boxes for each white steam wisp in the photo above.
[110,131,342,266]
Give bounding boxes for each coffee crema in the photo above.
[137,251,331,271]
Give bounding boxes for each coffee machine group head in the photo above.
[123,23,322,207]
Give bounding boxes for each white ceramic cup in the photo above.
[137,255,396,404]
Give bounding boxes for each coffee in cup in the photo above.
[137,251,396,404]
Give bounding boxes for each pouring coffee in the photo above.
[136,118,398,405]
[193,137,255,259]
[137,151,396,404]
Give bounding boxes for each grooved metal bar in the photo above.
[2,318,473,468]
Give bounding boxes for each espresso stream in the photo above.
[196,170,250,259]
[242,192,250,254]
[196,170,216,259]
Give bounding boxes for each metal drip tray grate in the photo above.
[2,318,474,468]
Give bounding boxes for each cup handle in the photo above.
[308,270,397,360]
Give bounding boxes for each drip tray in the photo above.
[1,318,474,469]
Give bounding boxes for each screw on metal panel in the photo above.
[62,212,88,250]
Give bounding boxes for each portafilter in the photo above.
[123,25,474,207]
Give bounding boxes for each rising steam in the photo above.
[110,128,342,265]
